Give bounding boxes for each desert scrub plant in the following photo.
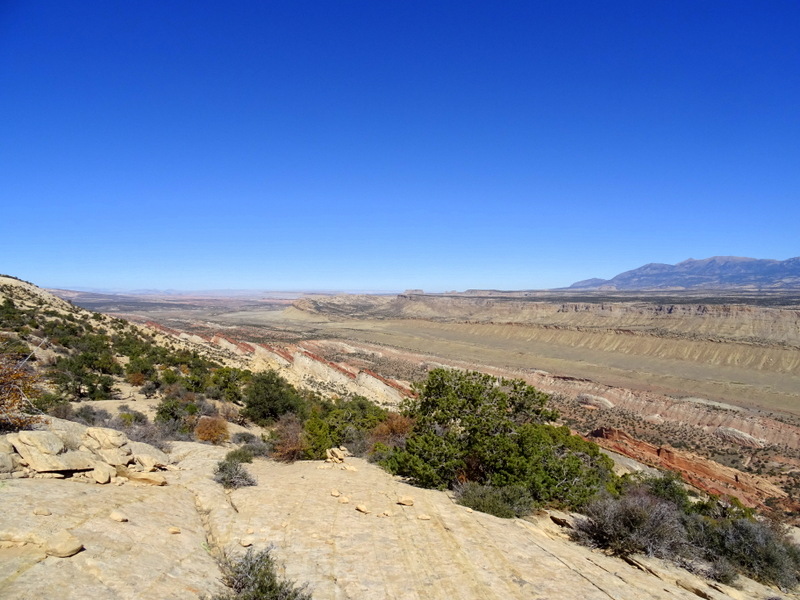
[570,489,688,558]
[454,482,535,518]
[270,414,308,463]
[211,547,311,600]
[0,353,42,431]
[689,516,800,590]
[232,431,257,444]
[214,459,256,489]
[195,416,229,444]
[240,441,271,457]
[225,447,254,464]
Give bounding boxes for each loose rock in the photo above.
[45,530,83,558]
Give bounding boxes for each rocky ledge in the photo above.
[1,419,795,600]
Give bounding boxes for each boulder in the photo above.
[8,434,95,473]
[17,431,64,455]
[0,435,15,453]
[84,427,129,450]
[45,530,83,558]
[325,448,345,463]
[92,463,116,484]
[0,452,14,473]
[116,466,166,486]
[96,447,133,467]
[129,441,170,469]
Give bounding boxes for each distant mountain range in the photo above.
[568,256,800,290]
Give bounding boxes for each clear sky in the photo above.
[1,2,798,292]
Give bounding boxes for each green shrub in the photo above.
[382,369,615,510]
[242,371,305,425]
[214,460,256,489]
[301,415,332,459]
[454,482,535,518]
[211,547,311,600]
[225,448,254,464]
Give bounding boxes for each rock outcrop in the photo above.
[2,427,796,599]
[589,427,786,508]
[0,418,172,485]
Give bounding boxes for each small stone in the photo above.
[355,504,369,514]
[168,526,181,534]
[239,536,254,547]
[343,465,357,472]
[378,511,392,518]
[45,530,83,557]
[397,496,415,506]
[246,528,254,535]
[417,514,432,521]
[109,511,129,522]
[330,489,341,497]
[464,507,474,513]
[338,496,350,504]
[33,507,52,516]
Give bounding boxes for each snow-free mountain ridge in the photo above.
[569,256,800,290]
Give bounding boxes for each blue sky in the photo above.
[1,2,798,292]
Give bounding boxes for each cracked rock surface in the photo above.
[1,440,796,599]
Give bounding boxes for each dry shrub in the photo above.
[126,371,146,386]
[271,413,307,462]
[571,489,687,558]
[370,412,414,449]
[194,415,229,444]
[219,402,246,425]
[0,355,42,431]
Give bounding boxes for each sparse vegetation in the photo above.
[571,472,800,589]
[211,547,311,600]
[214,459,256,489]
[0,351,42,431]
[454,482,534,518]
[195,416,230,444]
[225,447,254,464]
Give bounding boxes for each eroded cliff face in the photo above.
[588,427,793,511]
[295,293,800,349]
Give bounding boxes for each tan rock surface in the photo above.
[1,443,796,600]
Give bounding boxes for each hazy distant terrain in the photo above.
[569,256,800,290]
[59,287,800,416]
